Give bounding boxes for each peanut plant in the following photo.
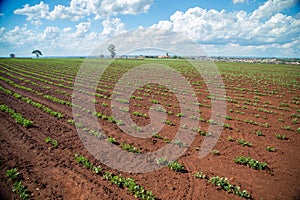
[234,156,268,170]
[0,104,33,127]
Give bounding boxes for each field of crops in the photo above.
[0,58,299,200]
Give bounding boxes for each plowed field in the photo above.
[0,58,299,200]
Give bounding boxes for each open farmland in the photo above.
[0,58,299,200]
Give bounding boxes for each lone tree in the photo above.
[9,53,15,58]
[32,49,42,58]
[107,44,116,58]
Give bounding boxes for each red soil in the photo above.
[0,60,299,200]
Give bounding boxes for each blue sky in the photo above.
[0,0,299,57]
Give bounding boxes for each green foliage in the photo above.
[45,136,58,148]
[88,129,105,139]
[133,111,147,118]
[116,98,129,104]
[227,136,234,141]
[162,119,175,126]
[222,123,232,129]
[167,161,185,172]
[6,168,30,200]
[209,176,251,198]
[75,154,155,199]
[244,119,258,125]
[156,157,185,172]
[173,140,186,148]
[119,107,129,112]
[263,122,269,128]
[279,103,290,107]
[211,149,220,155]
[163,138,171,143]
[255,130,264,136]
[12,181,30,200]
[237,139,252,147]
[107,136,117,144]
[121,143,140,153]
[176,112,185,117]
[193,171,251,199]
[225,115,233,120]
[132,125,144,132]
[207,119,217,125]
[266,146,276,152]
[281,126,292,131]
[0,104,33,127]
[292,118,298,124]
[6,168,19,180]
[107,44,116,58]
[74,153,102,174]
[275,134,287,140]
[234,156,268,170]
[67,119,75,125]
[151,133,163,139]
[74,153,93,169]
[156,157,169,166]
[193,171,207,179]
[197,128,211,136]
[32,49,42,58]
[150,99,159,104]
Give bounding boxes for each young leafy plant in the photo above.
[266,146,276,152]
[162,119,175,126]
[255,130,264,136]
[173,140,186,148]
[75,153,155,199]
[237,139,252,147]
[6,168,19,180]
[107,136,117,144]
[167,161,185,172]
[156,157,169,166]
[6,168,30,200]
[234,156,268,170]
[193,171,251,199]
[209,176,251,199]
[12,181,30,200]
[275,134,287,140]
[121,143,141,154]
[0,104,33,127]
[45,136,58,148]
[211,149,220,155]
[156,157,185,172]
[193,171,207,179]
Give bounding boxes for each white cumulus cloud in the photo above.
[101,18,126,37]
[14,0,153,24]
[250,0,297,20]
[74,21,91,37]
[14,1,49,25]
[232,0,246,4]
[151,0,299,46]
[0,17,128,56]
[149,0,299,57]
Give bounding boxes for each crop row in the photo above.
[193,171,251,199]
[6,168,30,200]
[0,85,64,118]
[74,153,156,200]
[0,104,33,127]
[4,62,286,128]
[0,85,157,199]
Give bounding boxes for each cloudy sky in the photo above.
[0,0,299,57]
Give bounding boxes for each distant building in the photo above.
[158,53,170,59]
